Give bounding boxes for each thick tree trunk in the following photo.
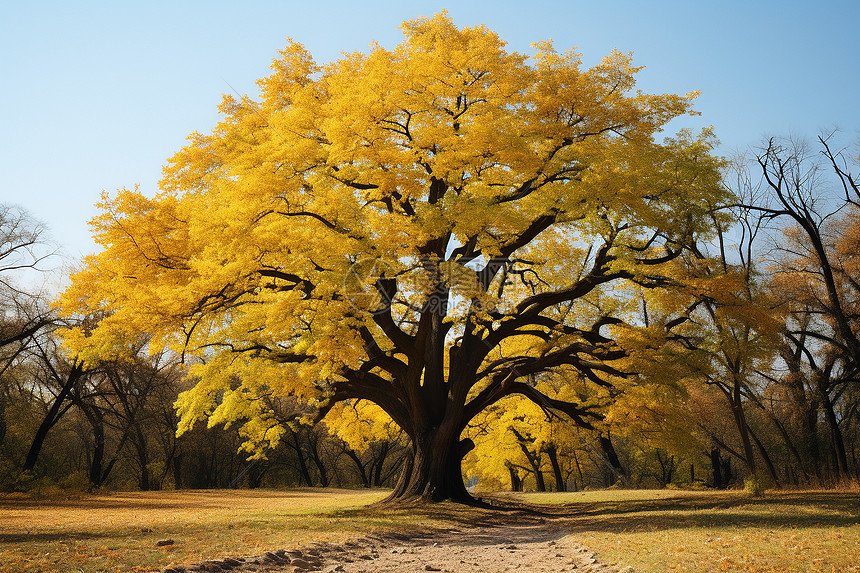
[710,447,727,489]
[802,401,823,480]
[598,435,627,484]
[309,437,329,487]
[386,428,473,502]
[71,392,108,488]
[533,468,547,492]
[545,445,566,492]
[134,428,151,491]
[371,441,390,487]
[507,463,522,492]
[290,431,314,487]
[88,408,106,487]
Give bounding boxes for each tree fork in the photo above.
[23,361,84,471]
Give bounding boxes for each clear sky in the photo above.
[2,0,858,266]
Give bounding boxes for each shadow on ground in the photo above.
[474,491,860,533]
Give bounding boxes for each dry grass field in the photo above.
[2,488,859,572]
[0,488,473,572]
[517,489,860,572]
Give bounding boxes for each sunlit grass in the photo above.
[515,489,860,572]
[0,488,481,573]
[4,488,859,572]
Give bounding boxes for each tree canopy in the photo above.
[59,13,728,501]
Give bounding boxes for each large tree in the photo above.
[59,14,727,501]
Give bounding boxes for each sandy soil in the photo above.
[164,517,629,573]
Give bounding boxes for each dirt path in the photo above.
[323,522,628,573]
[165,519,630,573]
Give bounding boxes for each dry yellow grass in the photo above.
[4,488,859,572]
[0,488,453,572]
[516,489,860,572]
[0,488,384,531]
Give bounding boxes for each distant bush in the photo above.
[57,471,90,492]
[744,473,770,497]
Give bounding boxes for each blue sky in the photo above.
[2,0,858,265]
